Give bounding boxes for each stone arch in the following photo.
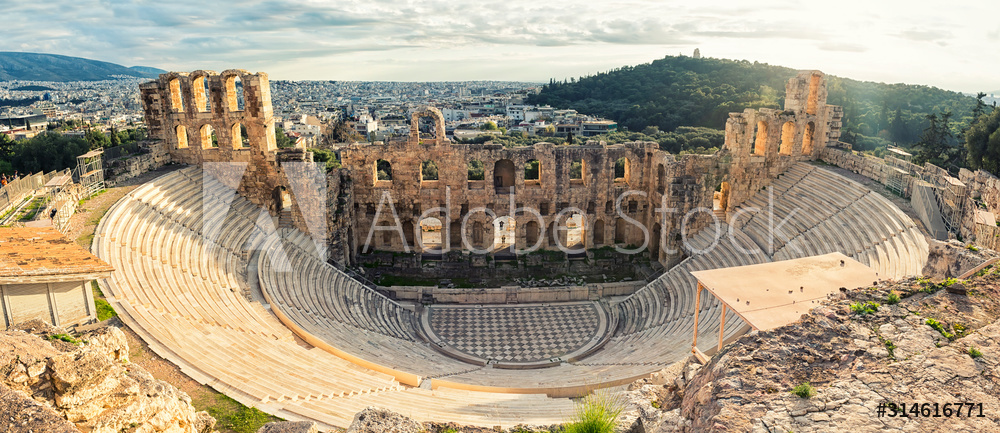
[614,157,630,185]
[807,73,821,115]
[494,216,515,250]
[752,120,767,155]
[419,217,443,251]
[494,159,515,189]
[614,218,627,243]
[565,213,585,249]
[200,124,217,148]
[402,220,415,247]
[231,123,250,148]
[714,181,731,213]
[524,159,540,184]
[168,77,183,112]
[472,221,485,247]
[593,219,605,246]
[192,74,211,112]
[409,106,446,142]
[421,160,439,181]
[779,121,795,155]
[375,159,392,182]
[803,121,816,154]
[224,74,245,112]
[525,220,540,247]
[175,125,188,149]
[467,159,485,180]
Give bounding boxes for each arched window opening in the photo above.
[200,124,217,148]
[468,160,485,180]
[193,76,209,112]
[494,159,515,190]
[421,160,439,181]
[614,157,630,184]
[803,122,816,154]
[232,123,250,148]
[569,159,584,184]
[226,75,245,111]
[168,77,183,112]
[752,121,767,155]
[376,159,392,182]
[779,121,795,155]
[524,159,540,184]
[175,125,188,149]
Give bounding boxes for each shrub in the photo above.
[966,244,979,252]
[791,382,816,399]
[968,347,983,359]
[850,301,880,315]
[885,291,900,305]
[564,391,623,433]
[47,333,82,345]
[925,318,954,339]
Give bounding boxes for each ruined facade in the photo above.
[141,70,841,268]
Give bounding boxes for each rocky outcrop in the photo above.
[922,239,997,279]
[346,407,422,433]
[0,323,216,433]
[0,384,79,433]
[623,271,1000,432]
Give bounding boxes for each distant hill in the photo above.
[529,55,978,151]
[0,52,165,82]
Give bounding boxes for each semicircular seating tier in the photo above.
[94,162,929,428]
[93,166,578,428]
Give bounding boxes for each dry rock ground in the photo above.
[0,321,216,433]
[619,269,1000,433]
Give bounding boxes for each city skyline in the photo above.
[3,0,999,93]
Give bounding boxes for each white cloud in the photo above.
[1,0,997,92]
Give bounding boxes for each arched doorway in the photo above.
[525,220,540,248]
[419,217,443,251]
[802,122,816,154]
[494,159,515,190]
[565,214,585,249]
[493,216,515,252]
[714,182,730,213]
[614,218,627,244]
[593,220,605,246]
[780,121,795,155]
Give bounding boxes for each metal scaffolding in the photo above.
[74,149,105,198]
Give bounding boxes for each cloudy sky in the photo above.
[4,0,998,92]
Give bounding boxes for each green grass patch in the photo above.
[376,274,438,286]
[92,281,117,321]
[850,301,880,316]
[925,318,954,340]
[791,382,817,399]
[199,394,280,433]
[968,346,983,359]
[47,333,83,345]
[564,391,623,433]
[885,291,900,305]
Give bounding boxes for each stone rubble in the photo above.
[0,322,216,433]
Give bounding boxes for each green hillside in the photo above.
[0,52,164,82]
[528,55,979,155]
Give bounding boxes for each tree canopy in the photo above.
[529,55,979,156]
[965,107,1000,173]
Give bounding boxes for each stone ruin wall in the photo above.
[140,70,341,260]
[140,69,840,269]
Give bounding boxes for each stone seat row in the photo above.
[94,166,588,428]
